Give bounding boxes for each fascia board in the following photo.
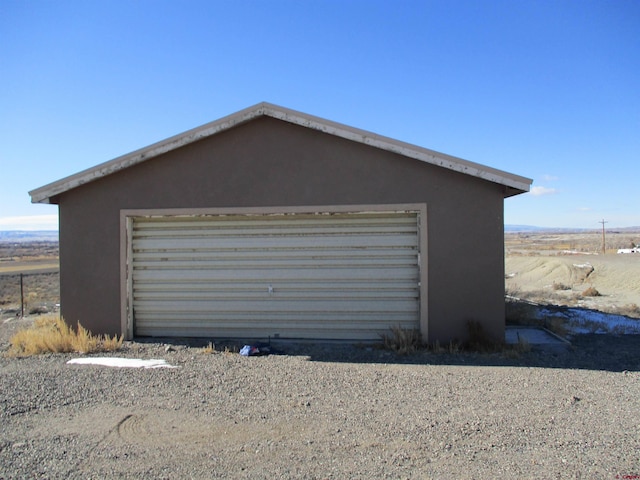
[261,104,532,194]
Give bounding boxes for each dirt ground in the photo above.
[1,316,640,479]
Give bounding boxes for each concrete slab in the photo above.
[505,326,571,352]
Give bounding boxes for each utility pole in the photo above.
[599,219,608,255]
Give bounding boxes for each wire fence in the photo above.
[0,270,60,317]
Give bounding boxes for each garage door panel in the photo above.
[130,211,421,340]
[135,289,418,300]
[132,234,417,251]
[132,256,419,269]
[133,215,417,233]
[133,268,417,282]
[132,278,420,287]
[134,325,407,341]
[134,315,418,340]
[132,224,419,238]
[133,248,415,261]
[135,311,418,323]
[133,298,419,314]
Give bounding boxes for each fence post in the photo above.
[20,273,24,318]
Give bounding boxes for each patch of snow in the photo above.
[536,308,640,335]
[67,357,178,369]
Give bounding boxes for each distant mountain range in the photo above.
[504,225,550,232]
[505,225,640,233]
[504,225,590,233]
[0,231,59,242]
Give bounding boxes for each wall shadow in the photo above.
[137,334,640,373]
[292,334,640,373]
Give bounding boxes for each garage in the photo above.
[125,206,426,340]
[31,102,532,342]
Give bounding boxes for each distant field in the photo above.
[505,230,640,317]
[0,260,59,275]
[505,228,640,255]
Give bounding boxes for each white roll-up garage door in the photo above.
[129,210,421,340]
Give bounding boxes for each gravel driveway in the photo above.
[1,319,639,479]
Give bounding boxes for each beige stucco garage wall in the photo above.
[55,116,506,343]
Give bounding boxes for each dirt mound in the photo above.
[506,254,640,313]
[506,257,593,288]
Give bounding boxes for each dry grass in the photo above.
[544,317,569,337]
[201,342,217,354]
[382,321,535,356]
[6,315,123,357]
[380,325,422,355]
[503,337,533,359]
[430,340,461,354]
[507,284,592,311]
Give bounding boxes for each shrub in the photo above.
[29,306,49,315]
[552,281,571,291]
[380,325,422,355]
[581,286,601,297]
[7,315,123,357]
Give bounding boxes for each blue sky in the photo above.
[1,0,638,230]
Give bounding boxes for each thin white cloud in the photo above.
[576,207,592,212]
[0,215,59,230]
[529,186,558,196]
[542,174,559,182]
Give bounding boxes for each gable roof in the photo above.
[30,102,532,204]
